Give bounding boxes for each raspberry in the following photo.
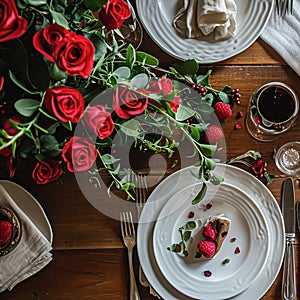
[204,270,212,277]
[202,224,217,240]
[214,102,232,120]
[0,220,12,247]
[204,125,224,144]
[197,240,216,258]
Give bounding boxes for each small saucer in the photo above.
[0,206,22,257]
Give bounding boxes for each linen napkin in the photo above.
[173,0,237,40]
[0,184,52,292]
[260,3,300,76]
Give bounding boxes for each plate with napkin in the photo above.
[0,181,53,293]
[137,0,274,63]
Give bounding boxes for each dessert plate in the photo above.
[153,182,269,299]
[137,164,285,300]
[0,180,53,243]
[137,0,274,63]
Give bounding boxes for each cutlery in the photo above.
[133,174,161,299]
[120,211,140,300]
[281,177,296,300]
[297,200,300,233]
[276,0,293,15]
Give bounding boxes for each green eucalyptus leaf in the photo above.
[113,66,131,80]
[61,121,72,131]
[135,51,159,66]
[218,91,230,103]
[176,104,195,121]
[221,85,232,94]
[49,62,68,81]
[84,0,106,10]
[119,119,140,137]
[191,123,209,133]
[197,70,212,86]
[126,44,136,68]
[50,10,69,29]
[14,98,40,117]
[40,134,61,157]
[130,73,149,89]
[85,33,107,62]
[189,126,200,141]
[192,183,207,205]
[210,172,224,185]
[101,153,121,165]
[24,0,48,6]
[204,157,216,170]
[199,144,217,156]
[174,59,199,75]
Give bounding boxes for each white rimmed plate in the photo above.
[137,0,274,63]
[153,182,269,299]
[0,180,53,244]
[137,164,285,300]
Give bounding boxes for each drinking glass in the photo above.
[245,82,299,142]
[275,142,300,176]
[105,1,143,49]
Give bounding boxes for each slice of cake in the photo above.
[197,215,231,258]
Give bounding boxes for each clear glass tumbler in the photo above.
[245,82,299,142]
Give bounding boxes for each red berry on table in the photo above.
[202,224,217,240]
[235,123,242,130]
[214,102,232,120]
[204,270,212,277]
[188,211,194,218]
[197,240,216,258]
[0,220,12,248]
[204,125,224,143]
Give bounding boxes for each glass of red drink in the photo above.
[245,82,299,142]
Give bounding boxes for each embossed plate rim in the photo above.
[152,182,270,299]
[137,163,285,300]
[137,0,274,63]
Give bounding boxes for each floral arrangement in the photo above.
[0,0,238,199]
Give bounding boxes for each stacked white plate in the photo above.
[137,164,285,300]
[136,0,274,63]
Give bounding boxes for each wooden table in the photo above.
[1,23,300,300]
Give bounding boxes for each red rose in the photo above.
[61,136,97,172]
[252,159,267,178]
[84,105,114,139]
[33,24,69,62]
[44,86,85,123]
[112,86,148,119]
[53,32,95,78]
[0,77,4,91]
[0,0,28,42]
[0,116,21,157]
[149,78,173,96]
[32,159,63,184]
[170,94,180,113]
[98,0,131,31]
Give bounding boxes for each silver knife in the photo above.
[281,177,296,300]
[297,200,300,233]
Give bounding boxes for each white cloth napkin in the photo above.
[0,184,52,292]
[260,3,300,76]
[173,0,237,40]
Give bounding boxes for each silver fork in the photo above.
[133,174,161,299]
[276,0,293,15]
[120,211,140,300]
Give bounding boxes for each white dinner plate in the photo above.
[0,180,53,243]
[153,182,269,299]
[137,164,285,300]
[137,0,274,63]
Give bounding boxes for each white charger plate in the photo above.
[0,180,53,244]
[153,182,269,300]
[137,0,274,63]
[137,164,285,300]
